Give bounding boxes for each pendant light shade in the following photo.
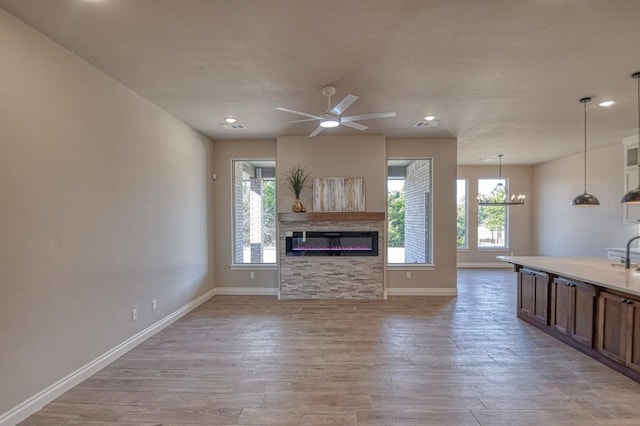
[621,72,640,204]
[571,97,600,206]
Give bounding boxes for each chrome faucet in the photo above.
[625,235,640,269]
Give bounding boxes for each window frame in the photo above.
[386,157,434,267]
[230,158,277,267]
[476,177,510,251]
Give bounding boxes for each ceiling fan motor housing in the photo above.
[321,86,336,97]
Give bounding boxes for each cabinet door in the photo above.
[571,282,596,347]
[518,269,549,324]
[551,279,572,335]
[598,292,627,364]
[624,168,640,223]
[518,270,535,318]
[626,299,640,373]
[533,273,549,325]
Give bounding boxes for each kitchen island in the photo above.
[499,256,640,383]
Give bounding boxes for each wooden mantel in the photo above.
[278,212,385,222]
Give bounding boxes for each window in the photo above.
[477,178,508,249]
[387,159,432,264]
[457,179,467,249]
[232,159,276,264]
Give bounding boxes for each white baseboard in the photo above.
[457,262,512,269]
[385,287,458,296]
[0,288,215,426]
[213,286,279,296]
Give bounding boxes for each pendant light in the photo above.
[477,154,525,205]
[621,72,640,204]
[571,97,600,206]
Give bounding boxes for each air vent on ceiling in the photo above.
[222,123,247,130]
[414,120,439,128]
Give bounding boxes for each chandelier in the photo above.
[477,155,526,206]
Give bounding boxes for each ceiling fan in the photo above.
[276,86,396,137]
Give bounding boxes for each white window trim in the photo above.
[230,264,278,271]
[386,264,435,271]
[386,156,434,266]
[230,158,277,266]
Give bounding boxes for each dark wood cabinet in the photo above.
[598,292,640,372]
[507,259,640,384]
[518,268,550,325]
[550,277,596,347]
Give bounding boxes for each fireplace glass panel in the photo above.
[285,231,378,256]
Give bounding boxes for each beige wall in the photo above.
[211,135,457,293]
[456,164,534,264]
[277,135,387,212]
[0,10,212,416]
[210,139,278,289]
[534,143,638,256]
[386,138,458,290]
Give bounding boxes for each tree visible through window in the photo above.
[457,179,467,248]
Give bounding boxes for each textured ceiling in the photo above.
[2,0,640,165]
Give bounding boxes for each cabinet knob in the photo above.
[623,299,633,304]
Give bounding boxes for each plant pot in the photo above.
[292,198,305,213]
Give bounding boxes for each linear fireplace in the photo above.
[285,231,378,256]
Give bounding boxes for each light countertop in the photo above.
[498,256,640,297]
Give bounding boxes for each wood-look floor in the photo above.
[20,270,640,425]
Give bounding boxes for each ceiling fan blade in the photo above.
[276,118,319,125]
[330,94,359,115]
[276,107,323,120]
[341,121,368,131]
[309,126,324,137]
[341,111,396,122]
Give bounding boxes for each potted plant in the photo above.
[284,164,311,212]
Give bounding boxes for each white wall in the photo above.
[534,142,638,256]
[0,10,212,418]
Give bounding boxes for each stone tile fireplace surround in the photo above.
[278,212,385,299]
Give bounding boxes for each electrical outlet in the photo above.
[406,272,411,279]
[250,271,255,279]
[152,299,157,310]
[132,308,138,320]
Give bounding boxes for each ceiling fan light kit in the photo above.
[621,72,640,204]
[319,113,340,128]
[276,86,396,137]
[571,97,600,206]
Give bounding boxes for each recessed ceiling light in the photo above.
[224,116,238,124]
[598,100,616,107]
[480,158,494,163]
[423,115,437,121]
